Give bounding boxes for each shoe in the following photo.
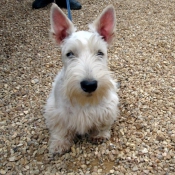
[56,0,82,10]
[32,0,53,9]
[69,0,82,10]
[32,0,82,10]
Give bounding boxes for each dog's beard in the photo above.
[66,79,113,106]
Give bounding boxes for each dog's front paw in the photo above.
[49,139,73,155]
[89,129,110,144]
[90,136,108,144]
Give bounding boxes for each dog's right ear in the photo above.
[50,3,76,45]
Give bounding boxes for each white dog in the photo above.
[44,3,119,154]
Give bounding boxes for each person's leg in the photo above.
[32,0,82,10]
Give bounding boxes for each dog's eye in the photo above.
[97,50,104,57]
[66,51,74,58]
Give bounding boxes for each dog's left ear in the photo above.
[89,5,116,44]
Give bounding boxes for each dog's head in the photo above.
[50,3,116,45]
[50,4,116,105]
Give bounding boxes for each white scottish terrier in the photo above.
[44,3,119,154]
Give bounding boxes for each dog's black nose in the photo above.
[80,80,98,93]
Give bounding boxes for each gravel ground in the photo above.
[1,0,175,174]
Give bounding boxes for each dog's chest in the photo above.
[63,101,110,134]
[65,104,96,132]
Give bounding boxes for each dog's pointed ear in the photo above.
[89,5,116,44]
[50,3,76,45]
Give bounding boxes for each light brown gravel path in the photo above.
[1,0,175,174]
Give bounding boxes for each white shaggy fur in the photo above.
[44,3,119,154]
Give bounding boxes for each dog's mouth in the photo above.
[85,93,93,97]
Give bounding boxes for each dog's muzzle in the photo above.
[80,80,98,93]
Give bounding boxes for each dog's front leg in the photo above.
[49,125,75,155]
